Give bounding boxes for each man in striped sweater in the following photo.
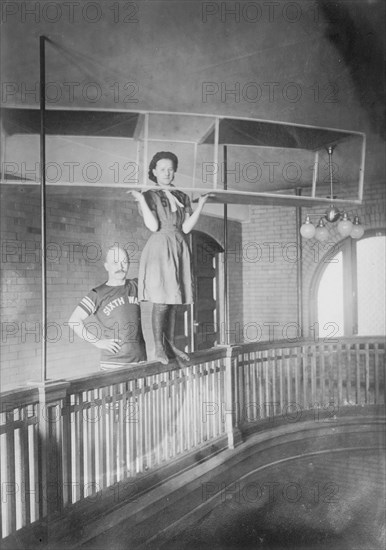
[69,245,147,369]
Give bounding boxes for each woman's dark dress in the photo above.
[138,188,194,304]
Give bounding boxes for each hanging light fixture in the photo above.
[324,146,341,223]
[300,145,365,240]
[337,211,353,237]
[351,216,365,239]
[300,215,316,239]
[314,218,329,242]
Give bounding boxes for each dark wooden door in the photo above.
[191,231,223,351]
[174,231,223,353]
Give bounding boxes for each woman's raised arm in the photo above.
[182,194,210,234]
[130,191,159,232]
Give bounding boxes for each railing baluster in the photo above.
[176,369,183,454]
[0,432,3,538]
[73,393,82,501]
[154,374,160,465]
[118,384,126,481]
[162,372,168,461]
[374,343,380,404]
[263,350,269,419]
[179,368,184,451]
[209,362,215,440]
[337,342,343,407]
[62,395,72,506]
[212,361,218,437]
[179,369,185,452]
[30,407,39,519]
[99,387,107,487]
[6,411,16,535]
[20,407,30,528]
[196,364,202,444]
[311,345,317,407]
[146,374,151,465]
[302,345,308,409]
[129,380,137,473]
[87,390,95,489]
[170,370,177,457]
[266,350,272,414]
[219,359,225,436]
[365,343,370,404]
[257,351,263,420]
[250,353,256,421]
[294,347,299,407]
[355,343,361,404]
[320,343,325,406]
[192,365,198,448]
[111,389,118,484]
[270,350,276,418]
[245,353,251,418]
[327,343,334,403]
[285,348,291,406]
[142,377,149,469]
[346,343,352,404]
[185,366,192,446]
[208,362,213,441]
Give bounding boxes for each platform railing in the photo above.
[235,337,385,428]
[0,337,384,542]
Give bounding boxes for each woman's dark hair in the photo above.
[148,151,178,183]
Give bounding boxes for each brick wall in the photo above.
[241,205,299,343]
[0,186,242,390]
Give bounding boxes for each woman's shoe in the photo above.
[165,338,190,363]
[154,347,169,365]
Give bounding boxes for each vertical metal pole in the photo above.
[358,134,365,202]
[189,232,195,352]
[40,36,47,381]
[143,113,149,186]
[311,150,318,198]
[213,118,219,189]
[295,188,303,337]
[327,146,334,199]
[223,145,229,345]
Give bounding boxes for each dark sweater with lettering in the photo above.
[78,279,146,365]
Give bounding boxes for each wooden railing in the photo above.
[234,337,385,428]
[0,337,384,542]
[0,346,235,541]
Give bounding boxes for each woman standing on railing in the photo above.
[130,151,209,365]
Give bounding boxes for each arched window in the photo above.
[312,231,385,338]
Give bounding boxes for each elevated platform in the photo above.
[54,410,386,549]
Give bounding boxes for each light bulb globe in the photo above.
[337,219,353,237]
[300,219,316,239]
[315,226,329,242]
[351,217,365,239]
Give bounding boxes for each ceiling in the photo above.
[1,0,385,200]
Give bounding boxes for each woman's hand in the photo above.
[129,190,144,202]
[197,193,212,207]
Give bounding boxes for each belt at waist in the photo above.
[158,226,184,234]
